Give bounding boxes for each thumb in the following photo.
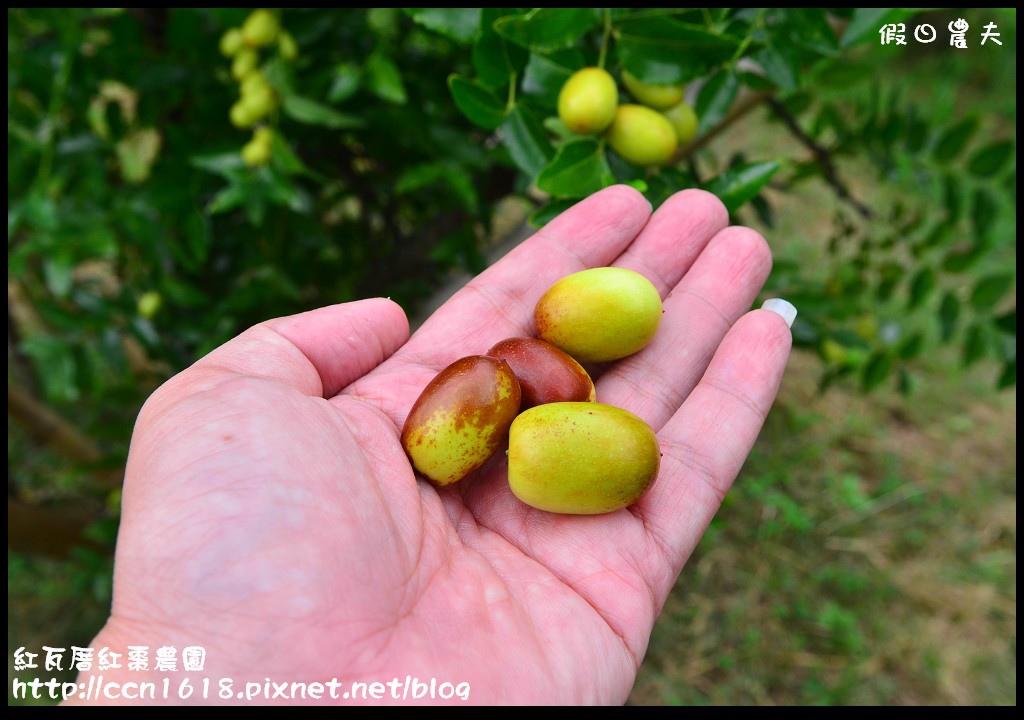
[195,298,410,398]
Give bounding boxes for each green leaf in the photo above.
[782,91,813,118]
[521,49,585,108]
[903,109,928,154]
[968,140,1014,178]
[702,161,781,213]
[970,273,1014,310]
[543,116,576,140]
[738,71,774,91]
[879,107,904,150]
[810,105,839,144]
[695,69,740,133]
[473,7,529,89]
[270,133,313,178]
[404,8,481,44]
[997,361,1015,389]
[876,262,902,302]
[943,174,963,224]
[207,183,248,215]
[395,162,479,213]
[367,8,400,40]
[933,116,978,163]
[493,8,597,52]
[536,139,613,199]
[328,63,361,104]
[615,17,740,84]
[942,239,992,274]
[448,75,506,130]
[914,224,951,257]
[116,128,162,184]
[907,267,936,310]
[262,57,296,97]
[282,96,365,129]
[993,310,1016,335]
[812,60,875,89]
[938,291,960,342]
[366,49,407,105]
[971,187,998,239]
[529,198,576,228]
[897,368,917,396]
[500,104,553,179]
[262,168,312,215]
[841,8,913,48]
[782,9,839,56]
[430,227,485,271]
[898,333,924,360]
[962,324,988,367]
[750,194,775,228]
[17,192,59,234]
[441,167,480,215]
[161,276,209,308]
[191,152,245,177]
[862,351,892,392]
[8,205,23,243]
[172,211,210,272]
[21,335,79,403]
[428,124,491,170]
[395,163,445,194]
[43,253,74,298]
[241,187,268,226]
[643,166,695,208]
[753,43,800,92]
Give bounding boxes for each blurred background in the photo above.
[8,8,1015,705]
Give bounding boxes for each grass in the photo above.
[629,348,1016,705]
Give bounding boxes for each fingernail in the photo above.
[761,298,798,328]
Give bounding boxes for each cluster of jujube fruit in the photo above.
[401,267,665,515]
[558,66,699,167]
[218,9,297,167]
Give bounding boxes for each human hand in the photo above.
[74,186,793,705]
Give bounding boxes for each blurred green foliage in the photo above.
[7,7,1017,706]
[9,9,510,413]
[8,9,1014,427]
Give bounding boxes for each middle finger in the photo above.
[596,222,773,431]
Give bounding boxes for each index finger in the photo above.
[634,307,794,579]
[344,185,652,422]
[409,184,651,363]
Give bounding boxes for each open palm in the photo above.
[81,186,792,705]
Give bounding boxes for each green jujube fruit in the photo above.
[401,355,521,487]
[534,267,662,363]
[231,48,260,81]
[508,403,660,515]
[621,70,685,110]
[486,337,596,409]
[241,9,280,47]
[241,128,273,167]
[220,28,244,58]
[664,101,699,144]
[229,100,258,129]
[136,291,162,319]
[278,30,298,62]
[605,104,678,167]
[557,67,618,135]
